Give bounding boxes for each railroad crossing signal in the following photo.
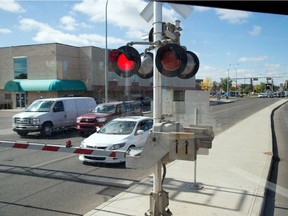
[156,44,199,79]
[109,21,199,79]
[109,46,141,78]
[109,44,199,79]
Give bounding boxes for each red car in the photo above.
[76,101,143,137]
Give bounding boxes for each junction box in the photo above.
[126,121,214,169]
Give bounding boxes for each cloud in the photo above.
[194,6,211,12]
[263,64,282,78]
[73,0,150,28]
[215,8,251,24]
[59,15,94,31]
[198,65,225,81]
[19,18,49,31]
[265,63,280,71]
[73,0,179,39]
[18,18,126,47]
[0,28,12,33]
[16,0,182,47]
[0,0,25,13]
[60,16,78,31]
[238,56,268,63]
[249,25,261,36]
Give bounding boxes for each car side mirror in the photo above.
[136,129,145,135]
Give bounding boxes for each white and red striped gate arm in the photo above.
[0,140,126,159]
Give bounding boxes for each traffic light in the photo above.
[109,44,199,79]
[266,84,272,90]
[109,46,141,78]
[109,20,199,79]
[109,46,153,79]
[156,43,199,79]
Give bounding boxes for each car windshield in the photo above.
[93,104,116,113]
[26,100,54,112]
[98,120,136,135]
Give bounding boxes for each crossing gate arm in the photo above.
[0,140,126,159]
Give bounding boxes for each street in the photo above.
[0,98,285,216]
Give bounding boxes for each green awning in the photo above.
[4,79,86,92]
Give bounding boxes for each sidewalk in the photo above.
[1,99,286,215]
[84,99,287,216]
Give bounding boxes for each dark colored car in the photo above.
[76,101,143,137]
[135,96,152,106]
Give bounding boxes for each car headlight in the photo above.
[110,143,126,150]
[97,117,106,122]
[80,141,85,148]
[76,117,82,123]
[31,118,40,125]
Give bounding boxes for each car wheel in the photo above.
[79,131,90,138]
[17,131,29,136]
[83,161,89,165]
[41,122,53,137]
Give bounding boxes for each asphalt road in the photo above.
[0,97,285,216]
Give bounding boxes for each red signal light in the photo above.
[109,46,141,78]
[156,43,199,79]
[117,53,135,71]
[161,49,181,71]
[155,43,187,77]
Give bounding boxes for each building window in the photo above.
[14,57,28,79]
[174,90,185,101]
[5,94,12,99]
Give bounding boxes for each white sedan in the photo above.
[79,116,153,164]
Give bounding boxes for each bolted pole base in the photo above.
[145,190,172,216]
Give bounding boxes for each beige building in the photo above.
[0,43,198,109]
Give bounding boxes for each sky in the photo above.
[1,0,288,86]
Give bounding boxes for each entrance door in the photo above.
[15,92,27,108]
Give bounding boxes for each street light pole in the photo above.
[226,69,229,99]
[104,0,109,103]
[235,67,237,93]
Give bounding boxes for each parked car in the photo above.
[258,93,267,98]
[12,97,96,137]
[76,101,143,137]
[135,96,152,106]
[79,116,153,164]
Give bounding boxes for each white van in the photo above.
[12,97,96,137]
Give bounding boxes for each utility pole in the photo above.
[104,0,109,103]
[226,69,229,99]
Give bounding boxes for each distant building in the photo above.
[0,43,197,109]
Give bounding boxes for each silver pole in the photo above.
[104,0,108,103]
[187,107,203,190]
[194,108,198,184]
[153,0,162,194]
[226,69,229,99]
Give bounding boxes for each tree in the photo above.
[220,77,232,92]
[200,76,213,91]
[254,82,266,93]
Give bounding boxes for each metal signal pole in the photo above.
[152,0,163,211]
